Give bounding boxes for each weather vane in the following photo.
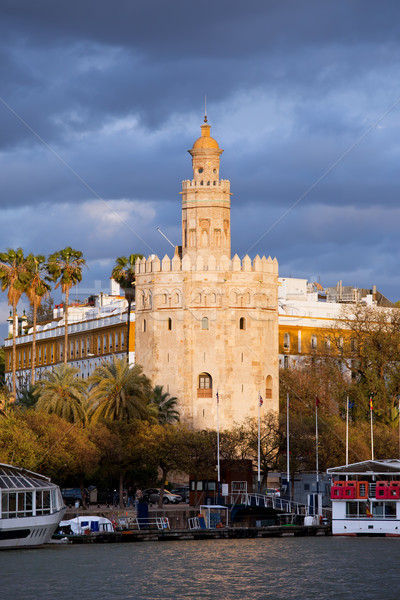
[204,95,207,123]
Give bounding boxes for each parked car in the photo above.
[143,488,182,504]
[61,487,89,507]
[265,488,280,498]
[171,486,189,503]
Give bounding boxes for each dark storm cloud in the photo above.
[1,0,400,335]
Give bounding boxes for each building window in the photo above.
[97,337,101,353]
[239,317,246,330]
[283,332,290,350]
[298,330,302,353]
[143,319,146,333]
[168,318,172,331]
[311,335,317,350]
[201,317,209,330]
[121,332,125,348]
[198,372,212,398]
[103,335,107,352]
[265,375,272,399]
[109,333,113,350]
[284,356,289,369]
[325,337,331,351]
[351,338,357,352]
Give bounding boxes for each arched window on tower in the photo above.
[168,318,172,331]
[198,372,212,398]
[143,319,146,333]
[239,317,246,330]
[201,317,209,330]
[265,375,273,400]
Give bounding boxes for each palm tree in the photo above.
[47,247,86,364]
[88,357,155,423]
[35,363,88,423]
[24,254,52,385]
[0,248,28,400]
[112,254,144,360]
[151,385,180,424]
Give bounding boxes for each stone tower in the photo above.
[182,118,231,262]
[135,119,279,429]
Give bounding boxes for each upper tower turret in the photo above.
[181,118,231,261]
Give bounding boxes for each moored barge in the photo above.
[327,459,400,536]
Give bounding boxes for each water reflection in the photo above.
[2,537,399,600]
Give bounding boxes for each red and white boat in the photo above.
[327,460,400,536]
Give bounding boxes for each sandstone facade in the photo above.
[135,119,279,429]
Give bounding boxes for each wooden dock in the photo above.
[52,524,331,544]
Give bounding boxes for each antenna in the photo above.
[204,95,207,123]
[156,227,175,249]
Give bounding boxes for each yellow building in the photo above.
[3,284,134,392]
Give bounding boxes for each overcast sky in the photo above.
[1,0,400,336]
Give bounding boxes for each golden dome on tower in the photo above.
[191,117,220,150]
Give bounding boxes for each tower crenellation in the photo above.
[136,253,278,275]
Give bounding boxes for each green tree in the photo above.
[220,412,282,490]
[26,295,54,324]
[151,385,180,424]
[0,386,12,417]
[0,347,5,386]
[0,410,101,493]
[47,247,86,364]
[24,254,52,385]
[112,254,144,359]
[0,248,28,399]
[88,358,155,423]
[35,363,88,423]
[330,303,400,423]
[135,422,196,507]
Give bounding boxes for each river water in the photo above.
[2,537,400,600]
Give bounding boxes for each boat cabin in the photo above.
[327,459,400,536]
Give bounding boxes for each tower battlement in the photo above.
[135,253,278,275]
[181,179,230,191]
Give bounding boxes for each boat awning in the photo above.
[327,459,400,476]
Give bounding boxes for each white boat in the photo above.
[327,459,400,536]
[0,463,66,548]
[58,515,114,535]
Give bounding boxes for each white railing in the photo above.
[131,517,170,530]
[228,493,331,518]
[188,517,200,530]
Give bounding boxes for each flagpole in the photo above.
[346,395,349,467]
[286,392,290,502]
[315,396,320,518]
[258,391,261,493]
[398,397,400,459]
[216,390,220,502]
[315,397,319,491]
[370,397,374,461]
